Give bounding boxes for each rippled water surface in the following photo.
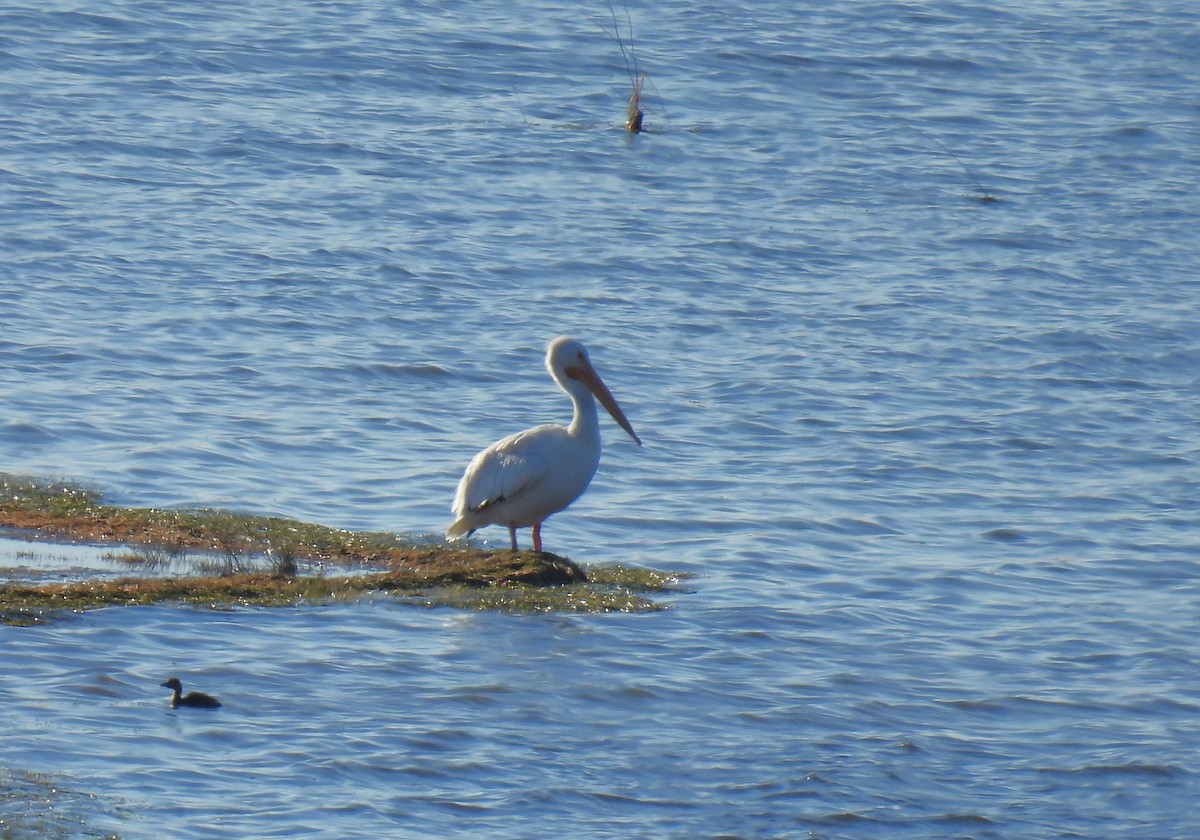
[3,0,1200,836]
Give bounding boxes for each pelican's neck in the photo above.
[564,379,599,440]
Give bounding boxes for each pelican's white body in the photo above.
[451,414,601,533]
[447,337,639,551]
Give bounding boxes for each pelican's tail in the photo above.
[446,517,475,542]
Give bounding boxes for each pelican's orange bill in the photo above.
[566,362,642,446]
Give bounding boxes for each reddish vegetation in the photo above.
[1,508,212,549]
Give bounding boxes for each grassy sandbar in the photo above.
[0,475,684,623]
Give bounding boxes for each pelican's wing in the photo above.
[451,425,555,520]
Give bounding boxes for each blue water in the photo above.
[3,0,1200,836]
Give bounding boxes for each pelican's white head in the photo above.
[546,336,641,446]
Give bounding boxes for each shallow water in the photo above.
[0,531,367,585]
[0,535,132,583]
[3,0,1200,836]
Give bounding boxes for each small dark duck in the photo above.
[161,677,221,709]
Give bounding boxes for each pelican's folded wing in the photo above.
[451,425,556,519]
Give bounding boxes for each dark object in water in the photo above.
[626,73,645,133]
[161,677,221,709]
[626,105,643,133]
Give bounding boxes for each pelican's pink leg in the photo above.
[532,523,543,553]
[508,526,519,551]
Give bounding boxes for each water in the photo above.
[0,535,139,583]
[3,0,1200,836]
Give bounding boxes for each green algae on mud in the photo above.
[0,552,682,625]
[0,475,685,623]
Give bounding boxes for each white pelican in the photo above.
[447,336,641,553]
